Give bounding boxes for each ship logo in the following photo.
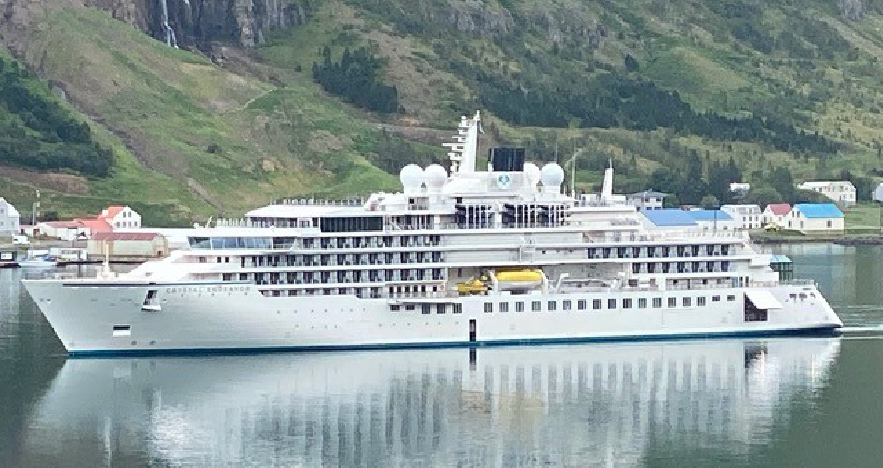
[497,173,512,189]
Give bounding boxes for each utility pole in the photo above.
[31,189,40,226]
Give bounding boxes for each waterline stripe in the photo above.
[68,326,840,358]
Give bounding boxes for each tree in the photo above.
[624,54,640,72]
[743,186,784,207]
[649,167,680,194]
[769,166,795,201]
[679,153,707,204]
[701,195,720,209]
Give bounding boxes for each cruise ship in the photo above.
[23,111,843,355]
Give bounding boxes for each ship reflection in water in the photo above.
[22,338,839,467]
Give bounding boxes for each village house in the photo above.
[762,203,791,228]
[0,197,20,238]
[721,204,763,230]
[686,209,738,231]
[625,190,668,211]
[87,232,167,259]
[640,208,737,231]
[99,205,141,229]
[786,203,845,234]
[797,181,856,207]
[729,182,750,198]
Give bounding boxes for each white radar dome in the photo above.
[540,163,565,187]
[424,164,448,190]
[524,162,541,187]
[399,164,425,191]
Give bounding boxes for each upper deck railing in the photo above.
[276,198,366,206]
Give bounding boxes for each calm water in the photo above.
[1,247,883,467]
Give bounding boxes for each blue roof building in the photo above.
[641,209,697,228]
[789,203,845,233]
[792,203,844,218]
[685,210,733,222]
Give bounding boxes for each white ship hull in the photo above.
[23,279,842,356]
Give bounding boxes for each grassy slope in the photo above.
[10,1,883,223]
[2,6,403,224]
[274,0,883,192]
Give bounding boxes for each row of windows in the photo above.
[587,244,733,260]
[261,287,386,299]
[226,268,446,285]
[482,294,737,313]
[231,251,447,268]
[631,261,730,274]
[191,235,443,251]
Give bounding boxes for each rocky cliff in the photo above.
[0,0,313,55]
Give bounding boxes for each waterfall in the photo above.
[160,0,179,48]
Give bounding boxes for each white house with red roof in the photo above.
[763,203,791,227]
[99,205,141,229]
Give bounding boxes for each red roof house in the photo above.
[766,203,791,216]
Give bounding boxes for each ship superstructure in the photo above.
[24,111,842,355]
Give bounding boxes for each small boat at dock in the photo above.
[18,254,57,268]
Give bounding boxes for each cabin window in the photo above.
[638,298,647,309]
[499,302,509,313]
[593,299,602,310]
[532,301,542,312]
[668,297,677,308]
[683,297,692,307]
[727,295,736,301]
[652,298,662,308]
[712,295,721,302]
[390,304,400,311]
[484,303,493,313]
[607,299,616,309]
[437,304,446,314]
[698,297,706,306]
[515,302,525,313]
[112,325,131,337]
[422,304,431,315]
[563,300,572,310]
[548,301,557,311]
[453,304,462,314]
[577,300,587,310]
[622,298,632,309]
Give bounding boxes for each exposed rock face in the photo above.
[0,0,314,54]
[446,0,514,36]
[837,0,864,21]
[153,0,314,49]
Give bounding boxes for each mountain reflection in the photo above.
[21,338,839,467]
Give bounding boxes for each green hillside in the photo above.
[5,1,883,223]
